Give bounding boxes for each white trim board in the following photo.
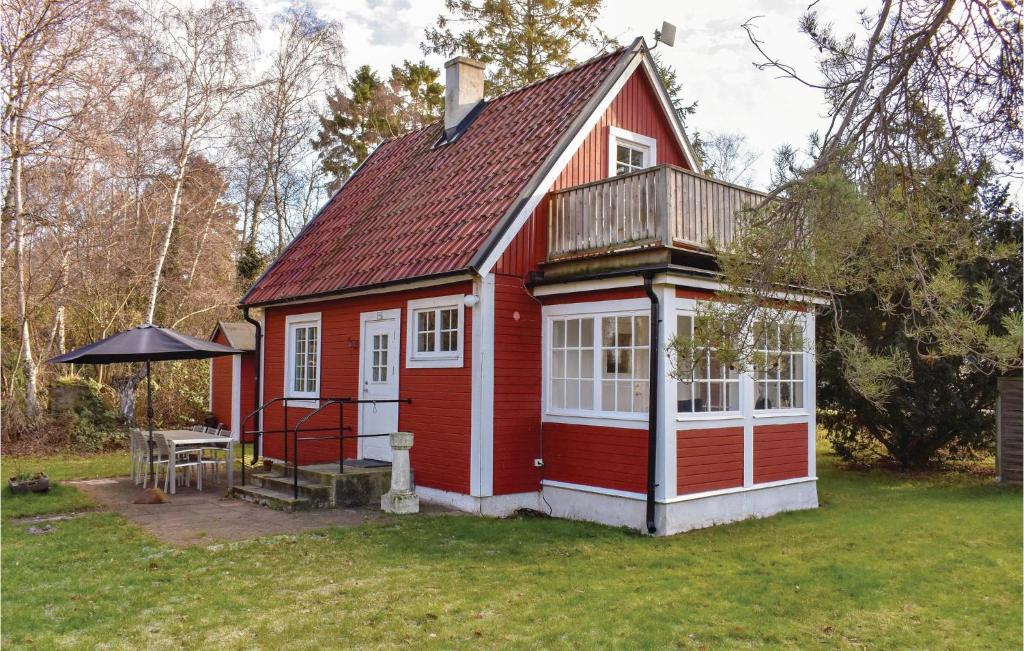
[533,275,830,305]
[469,274,496,497]
[248,275,474,310]
[230,354,241,440]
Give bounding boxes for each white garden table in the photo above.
[158,430,234,494]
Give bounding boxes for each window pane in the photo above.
[581,318,594,347]
[553,320,565,347]
[552,350,565,378]
[725,381,739,411]
[601,380,616,411]
[580,380,594,410]
[792,353,804,380]
[633,380,649,412]
[634,348,649,380]
[616,316,632,346]
[581,350,594,378]
[616,144,631,165]
[567,350,580,378]
[604,350,618,375]
[441,330,457,351]
[552,379,565,408]
[616,381,633,412]
[441,308,456,330]
[630,148,644,167]
[567,318,580,347]
[566,378,580,410]
[634,316,649,346]
[602,318,615,347]
[417,311,436,352]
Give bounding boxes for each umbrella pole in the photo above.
[146,359,155,479]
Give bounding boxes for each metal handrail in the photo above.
[288,398,412,499]
[239,396,352,487]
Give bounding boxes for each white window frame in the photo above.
[674,308,743,418]
[406,294,465,368]
[608,126,658,176]
[543,298,652,422]
[284,312,322,408]
[752,312,809,414]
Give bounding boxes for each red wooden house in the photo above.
[228,38,822,534]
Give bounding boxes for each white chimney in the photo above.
[444,56,485,133]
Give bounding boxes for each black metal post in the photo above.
[146,359,155,479]
[338,401,344,474]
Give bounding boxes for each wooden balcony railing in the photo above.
[547,165,766,260]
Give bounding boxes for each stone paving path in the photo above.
[70,477,453,547]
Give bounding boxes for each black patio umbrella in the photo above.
[49,323,241,479]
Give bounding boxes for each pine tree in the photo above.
[314,62,443,190]
[422,0,612,94]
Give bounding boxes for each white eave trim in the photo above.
[533,274,830,306]
[248,274,475,310]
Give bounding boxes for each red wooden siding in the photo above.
[261,281,474,494]
[539,286,647,305]
[542,422,647,493]
[238,351,256,441]
[677,427,744,494]
[494,67,691,278]
[492,275,543,494]
[676,287,717,300]
[209,330,233,431]
[753,423,808,483]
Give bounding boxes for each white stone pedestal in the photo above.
[381,431,419,514]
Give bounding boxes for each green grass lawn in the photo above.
[1,447,1020,649]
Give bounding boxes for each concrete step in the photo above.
[266,461,391,485]
[251,473,333,505]
[230,485,311,512]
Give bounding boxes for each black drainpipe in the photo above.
[642,274,660,535]
[242,306,262,453]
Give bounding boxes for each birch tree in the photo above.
[232,4,343,254]
[110,0,255,422]
[141,0,256,325]
[2,0,115,419]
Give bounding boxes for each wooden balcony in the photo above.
[547,165,765,262]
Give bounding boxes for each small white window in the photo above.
[284,313,321,404]
[608,126,657,176]
[406,295,465,368]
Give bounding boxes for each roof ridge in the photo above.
[379,47,630,144]
[486,45,628,103]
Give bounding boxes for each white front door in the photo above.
[359,311,400,461]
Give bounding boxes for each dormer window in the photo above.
[609,126,657,176]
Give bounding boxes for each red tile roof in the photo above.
[242,46,630,306]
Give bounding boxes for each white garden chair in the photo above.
[152,431,203,492]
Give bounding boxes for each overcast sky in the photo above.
[254,0,867,190]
